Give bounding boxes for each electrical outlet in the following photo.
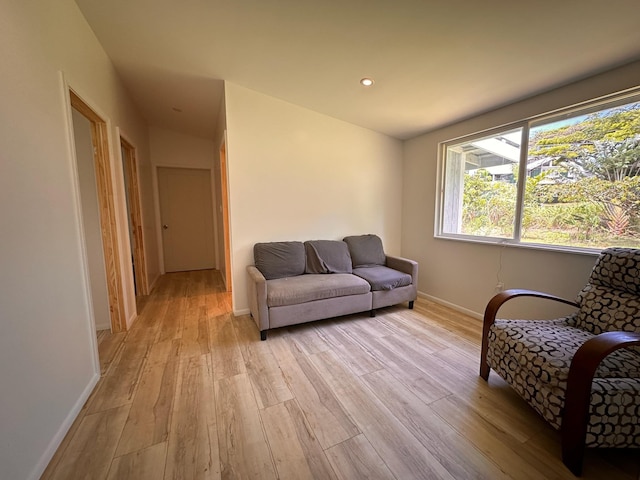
[495,282,505,292]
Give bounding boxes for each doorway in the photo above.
[157,167,215,272]
[69,91,126,333]
[120,137,148,300]
[72,108,110,331]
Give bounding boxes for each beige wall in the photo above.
[224,82,403,314]
[0,1,152,479]
[149,126,216,169]
[403,61,640,320]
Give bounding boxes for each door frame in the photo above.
[69,90,127,333]
[219,136,232,292]
[120,136,148,296]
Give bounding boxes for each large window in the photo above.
[438,91,640,251]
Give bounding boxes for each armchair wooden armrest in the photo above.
[562,331,640,476]
[480,289,579,379]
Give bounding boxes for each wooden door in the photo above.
[158,167,215,272]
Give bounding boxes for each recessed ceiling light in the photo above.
[360,78,374,87]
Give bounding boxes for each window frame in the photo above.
[435,86,640,254]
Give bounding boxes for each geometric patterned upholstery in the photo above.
[574,247,640,335]
[486,247,640,450]
[587,247,640,295]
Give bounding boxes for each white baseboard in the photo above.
[29,372,100,480]
[417,291,483,321]
[234,297,480,322]
[126,312,138,330]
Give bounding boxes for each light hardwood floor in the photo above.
[42,270,639,479]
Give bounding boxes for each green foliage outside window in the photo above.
[459,100,640,249]
[462,169,516,237]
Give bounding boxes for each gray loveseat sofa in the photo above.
[247,234,418,340]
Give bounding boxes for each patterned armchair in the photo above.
[480,247,640,475]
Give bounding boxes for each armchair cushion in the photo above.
[488,318,640,387]
[574,248,640,335]
[487,317,640,434]
[575,284,640,335]
[589,247,640,295]
[587,377,640,448]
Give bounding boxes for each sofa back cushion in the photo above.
[304,240,352,274]
[574,248,640,335]
[343,234,386,268]
[254,241,305,280]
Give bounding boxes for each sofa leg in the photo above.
[408,300,414,309]
[260,330,267,341]
[370,310,376,317]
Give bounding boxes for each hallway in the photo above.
[42,270,232,479]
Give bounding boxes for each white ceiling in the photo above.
[75,0,640,140]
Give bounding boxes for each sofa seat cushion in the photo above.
[266,274,371,307]
[352,266,412,291]
[487,318,640,388]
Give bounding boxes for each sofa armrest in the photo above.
[385,255,418,284]
[247,265,269,334]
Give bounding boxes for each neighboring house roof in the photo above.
[468,157,554,177]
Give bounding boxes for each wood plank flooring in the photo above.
[42,270,639,479]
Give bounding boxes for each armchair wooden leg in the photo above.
[479,327,491,380]
[561,441,584,477]
[561,376,589,477]
[480,298,498,381]
[260,330,267,341]
[370,310,376,317]
[479,363,490,380]
[408,300,414,309]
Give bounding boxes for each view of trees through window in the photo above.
[440,95,640,250]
